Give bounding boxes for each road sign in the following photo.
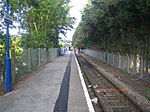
[4,12,13,25]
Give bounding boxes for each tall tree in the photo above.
[73,0,150,58]
[0,0,75,48]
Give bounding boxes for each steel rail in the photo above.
[76,54,145,112]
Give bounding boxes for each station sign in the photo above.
[4,12,13,25]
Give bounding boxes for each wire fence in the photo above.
[0,48,5,92]
[0,48,59,92]
[85,49,150,79]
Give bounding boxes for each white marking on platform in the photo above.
[75,55,95,112]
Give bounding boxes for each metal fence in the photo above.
[0,48,59,92]
[0,48,5,91]
[85,49,150,79]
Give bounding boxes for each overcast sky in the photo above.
[64,0,89,41]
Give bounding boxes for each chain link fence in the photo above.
[85,49,150,79]
[0,48,5,92]
[0,48,59,92]
[14,48,59,81]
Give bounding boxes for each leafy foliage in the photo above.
[73,0,150,58]
[0,0,75,48]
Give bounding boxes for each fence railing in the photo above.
[85,49,150,78]
[0,48,59,92]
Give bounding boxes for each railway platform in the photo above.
[0,51,94,112]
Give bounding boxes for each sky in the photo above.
[63,0,89,41]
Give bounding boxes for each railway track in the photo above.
[76,54,145,112]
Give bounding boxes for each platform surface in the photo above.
[0,51,91,112]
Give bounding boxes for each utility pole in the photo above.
[5,0,12,93]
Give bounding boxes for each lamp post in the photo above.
[5,0,12,93]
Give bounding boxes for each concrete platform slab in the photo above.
[0,51,93,112]
[68,53,93,112]
[0,54,69,112]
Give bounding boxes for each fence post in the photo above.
[107,51,109,64]
[112,52,114,65]
[28,48,31,71]
[140,56,144,76]
[56,48,59,56]
[46,48,49,62]
[97,51,99,59]
[100,51,102,60]
[118,52,121,69]
[53,48,54,58]
[44,48,47,63]
[103,52,107,63]
[51,48,52,60]
[47,49,50,60]
[126,54,130,74]
[38,48,41,66]
[49,48,51,60]
[102,51,104,62]
[11,49,15,83]
[51,48,53,59]
[54,48,56,58]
